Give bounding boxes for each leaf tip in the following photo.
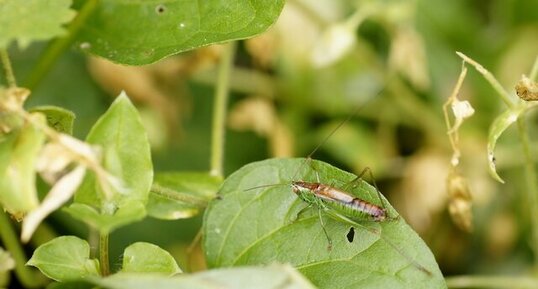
[487,152,505,184]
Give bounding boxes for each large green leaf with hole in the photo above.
[0,0,75,48]
[203,158,445,289]
[76,0,285,65]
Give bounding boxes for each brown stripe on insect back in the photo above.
[315,185,355,203]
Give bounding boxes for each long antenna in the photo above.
[292,88,385,181]
[307,88,384,159]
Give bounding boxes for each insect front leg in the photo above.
[290,204,312,223]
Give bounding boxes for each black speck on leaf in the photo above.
[155,4,166,14]
[346,227,355,243]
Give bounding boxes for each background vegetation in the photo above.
[1,0,538,288]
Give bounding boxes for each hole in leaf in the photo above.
[346,227,355,243]
[155,4,166,14]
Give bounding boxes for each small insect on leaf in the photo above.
[203,158,446,289]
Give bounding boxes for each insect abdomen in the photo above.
[322,197,386,221]
[350,198,386,221]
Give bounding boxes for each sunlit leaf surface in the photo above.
[76,0,285,65]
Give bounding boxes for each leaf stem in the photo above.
[24,0,98,90]
[209,42,236,178]
[456,51,516,108]
[99,231,110,276]
[0,211,46,288]
[517,111,538,264]
[0,49,17,88]
[151,184,208,207]
[446,275,538,288]
[530,55,538,81]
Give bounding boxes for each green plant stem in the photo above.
[209,41,236,178]
[24,0,98,90]
[99,232,110,276]
[517,116,538,263]
[530,55,538,81]
[446,275,538,288]
[151,184,208,207]
[0,211,46,288]
[456,51,516,108]
[0,49,17,88]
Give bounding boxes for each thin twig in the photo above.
[99,232,109,276]
[0,49,17,88]
[529,55,538,81]
[456,52,516,108]
[0,211,46,288]
[209,42,236,177]
[516,116,538,263]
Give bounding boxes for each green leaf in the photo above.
[203,159,446,289]
[75,0,285,65]
[487,105,526,183]
[29,106,76,135]
[27,236,100,282]
[75,92,153,210]
[0,0,76,48]
[0,114,46,218]
[63,264,317,289]
[121,242,181,275]
[64,201,146,234]
[148,172,222,220]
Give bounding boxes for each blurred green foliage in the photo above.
[3,0,538,283]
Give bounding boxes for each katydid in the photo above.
[290,174,432,276]
[247,93,433,276]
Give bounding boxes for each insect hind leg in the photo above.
[317,208,333,251]
[346,167,399,221]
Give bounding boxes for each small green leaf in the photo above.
[0,0,76,48]
[148,172,222,220]
[75,92,153,210]
[75,0,285,65]
[0,114,46,218]
[27,236,100,282]
[487,105,526,183]
[29,106,76,135]
[203,159,446,289]
[121,242,181,275]
[62,264,317,289]
[64,201,146,234]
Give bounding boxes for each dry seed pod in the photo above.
[515,75,538,101]
[447,170,473,232]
